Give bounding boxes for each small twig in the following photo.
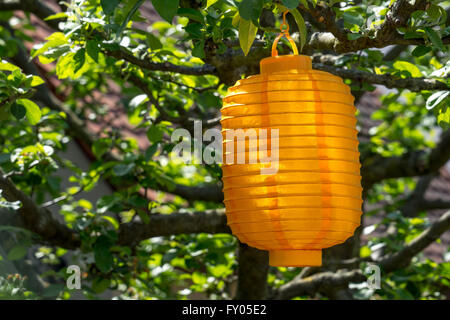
[0,89,36,108]
[40,188,83,208]
[148,74,219,93]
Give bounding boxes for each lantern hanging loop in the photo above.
[271,11,299,57]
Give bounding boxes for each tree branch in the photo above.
[207,44,448,90]
[313,63,449,92]
[299,0,443,53]
[127,73,221,132]
[157,182,224,203]
[0,170,80,249]
[0,0,62,30]
[0,89,35,108]
[400,173,450,217]
[272,269,366,300]
[419,199,450,211]
[379,210,450,273]
[362,129,450,189]
[117,210,229,246]
[105,47,216,76]
[1,168,229,249]
[399,174,434,217]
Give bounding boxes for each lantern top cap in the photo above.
[260,54,312,75]
[261,11,312,75]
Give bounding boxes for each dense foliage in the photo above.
[0,0,449,300]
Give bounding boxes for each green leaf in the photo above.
[16,99,41,125]
[101,216,120,230]
[393,60,422,78]
[147,33,163,50]
[426,91,449,110]
[299,0,309,7]
[30,76,45,87]
[56,52,75,79]
[184,23,203,39]
[0,60,20,71]
[360,246,371,258]
[73,48,86,74]
[113,163,135,176]
[238,0,263,21]
[92,138,111,158]
[412,45,432,57]
[116,0,145,38]
[192,39,206,58]
[152,0,180,23]
[437,105,450,129]
[206,0,219,8]
[42,284,64,298]
[56,51,88,79]
[44,12,68,21]
[137,209,150,224]
[32,32,67,58]
[232,11,240,27]
[347,33,362,40]
[0,153,10,164]
[343,11,364,27]
[145,143,159,161]
[177,8,204,24]
[192,271,207,285]
[101,0,120,15]
[426,4,441,20]
[86,40,100,63]
[395,288,414,300]
[37,45,71,64]
[92,277,111,294]
[198,91,221,109]
[212,25,223,43]
[8,245,27,261]
[425,27,444,50]
[97,195,119,214]
[282,0,300,9]
[239,18,258,56]
[208,264,230,278]
[94,236,114,273]
[290,9,307,51]
[147,125,164,143]
[10,103,26,120]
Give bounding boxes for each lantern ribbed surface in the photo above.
[220,54,363,267]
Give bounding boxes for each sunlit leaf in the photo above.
[238,0,263,21]
[238,18,258,56]
[152,0,180,23]
[290,9,307,51]
[393,61,422,78]
[101,0,120,15]
[16,99,41,125]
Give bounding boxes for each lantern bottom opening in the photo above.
[269,249,322,267]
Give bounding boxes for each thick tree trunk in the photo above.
[235,242,269,300]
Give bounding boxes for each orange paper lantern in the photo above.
[220,17,363,267]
